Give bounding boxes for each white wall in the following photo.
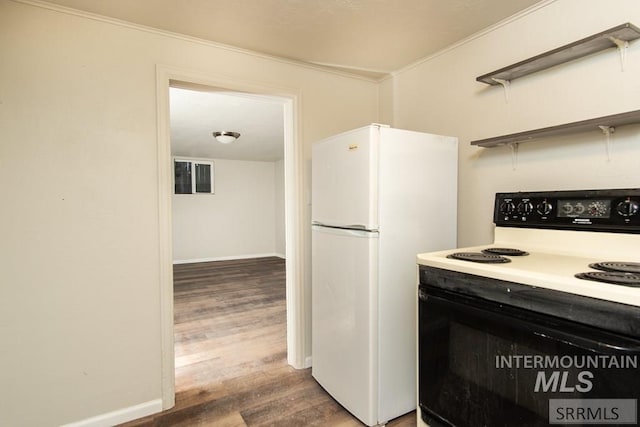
[0,1,378,425]
[173,158,284,262]
[388,0,640,247]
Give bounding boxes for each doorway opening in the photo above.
[155,66,305,409]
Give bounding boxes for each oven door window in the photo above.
[418,286,640,427]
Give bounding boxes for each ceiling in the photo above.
[43,0,543,162]
[44,0,542,79]
[170,87,285,162]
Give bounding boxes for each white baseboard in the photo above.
[304,356,312,368]
[173,253,285,264]
[61,399,163,427]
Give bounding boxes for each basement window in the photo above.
[174,158,214,194]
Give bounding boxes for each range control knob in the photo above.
[616,199,639,217]
[537,201,553,215]
[517,201,534,215]
[562,203,574,215]
[500,201,516,215]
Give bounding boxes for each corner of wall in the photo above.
[376,76,395,127]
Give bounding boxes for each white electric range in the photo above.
[416,189,640,427]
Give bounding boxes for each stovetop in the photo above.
[417,227,640,307]
[418,189,640,306]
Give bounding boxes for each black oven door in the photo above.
[418,284,640,427]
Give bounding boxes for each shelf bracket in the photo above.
[609,36,630,71]
[492,78,511,102]
[508,142,519,170]
[598,125,615,161]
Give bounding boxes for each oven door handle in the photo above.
[420,288,640,354]
[527,325,640,354]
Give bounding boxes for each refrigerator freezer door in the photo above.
[312,126,379,230]
[311,225,379,426]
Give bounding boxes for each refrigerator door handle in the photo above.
[312,222,374,230]
[345,224,368,230]
[312,224,379,237]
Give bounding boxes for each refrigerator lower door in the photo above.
[311,225,379,426]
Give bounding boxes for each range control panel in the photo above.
[494,189,640,233]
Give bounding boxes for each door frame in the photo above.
[155,65,306,408]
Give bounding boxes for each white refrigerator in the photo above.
[311,124,457,426]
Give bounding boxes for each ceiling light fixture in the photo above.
[212,131,240,144]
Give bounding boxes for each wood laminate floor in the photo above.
[119,257,416,427]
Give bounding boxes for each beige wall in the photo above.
[172,158,284,262]
[0,0,378,425]
[388,0,640,247]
